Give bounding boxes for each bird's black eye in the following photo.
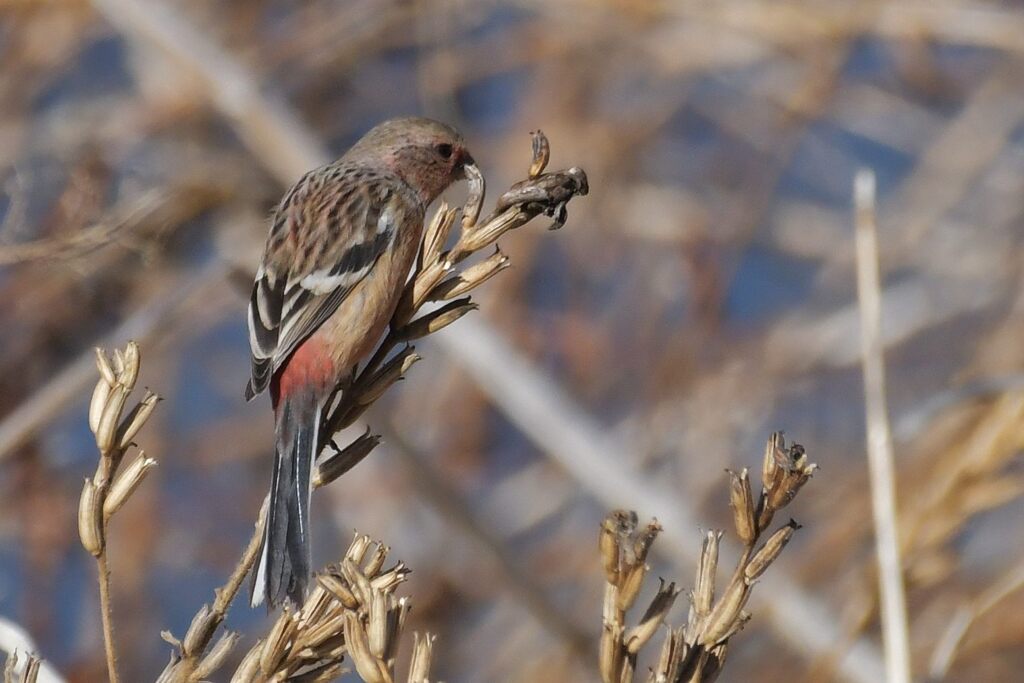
[435,143,453,159]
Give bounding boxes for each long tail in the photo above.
[251,388,320,608]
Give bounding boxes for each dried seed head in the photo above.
[745,520,800,582]
[116,391,160,449]
[78,478,104,556]
[363,542,389,578]
[727,469,757,544]
[529,130,550,178]
[103,453,157,520]
[408,632,435,683]
[395,298,478,342]
[694,530,722,617]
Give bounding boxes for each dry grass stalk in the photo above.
[854,168,911,683]
[598,432,816,683]
[77,342,162,683]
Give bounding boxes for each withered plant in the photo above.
[598,433,816,683]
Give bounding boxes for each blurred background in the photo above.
[1,0,1023,681]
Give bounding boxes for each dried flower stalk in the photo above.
[76,342,163,683]
[599,432,816,683]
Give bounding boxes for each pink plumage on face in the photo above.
[346,117,474,204]
[246,117,476,608]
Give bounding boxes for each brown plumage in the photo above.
[247,117,476,608]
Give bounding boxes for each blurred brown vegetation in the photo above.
[1,1,1023,681]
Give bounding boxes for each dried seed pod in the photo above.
[229,641,262,683]
[427,248,510,300]
[345,534,373,566]
[408,632,435,683]
[616,562,648,612]
[344,611,387,683]
[745,520,800,582]
[625,579,679,655]
[633,519,662,564]
[116,391,161,449]
[89,376,112,435]
[368,587,389,659]
[421,201,457,267]
[599,513,625,584]
[395,298,478,342]
[103,453,157,520]
[120,341,141,392]
[259,610,297,674]
[183,604,217,656]
[95,385,129,456]
[317,574,359,609]
[95,348,116,386]
[356,348,421,406]
[529,130,550,178]
[371,562,410,592]
[314,431,381,489]
[700,579,750,647]
[694,530,722,617]
[193,631,240,680]
[461,162,486,229]
[727,469,757,544]
[78,478,105,556]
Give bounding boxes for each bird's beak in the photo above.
[455,147,476,180]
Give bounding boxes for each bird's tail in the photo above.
[251,388,321,608]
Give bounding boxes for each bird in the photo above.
[246,117,476,608]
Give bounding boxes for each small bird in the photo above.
[246,117,476,608]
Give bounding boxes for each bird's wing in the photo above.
[246,168,411,399]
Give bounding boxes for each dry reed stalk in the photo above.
[598,432,816,683]
[76,342,162,683]
[853,168,911,683]
[152,131,586,682]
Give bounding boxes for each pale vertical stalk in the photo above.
[854,169,911,683]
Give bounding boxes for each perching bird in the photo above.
[246,117,476,608]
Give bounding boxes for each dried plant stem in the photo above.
[854,169,911,683]
[95,554,120,683]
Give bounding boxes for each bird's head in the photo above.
[351,117,477,205]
